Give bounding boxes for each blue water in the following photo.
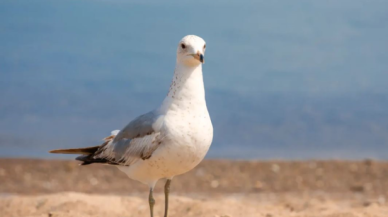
[1,0,388,159]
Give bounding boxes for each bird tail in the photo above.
[49,130,120,155]
[49,130,120,166]
[49,146,100,155]
[49,143,110,166]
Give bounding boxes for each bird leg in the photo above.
[164,179,172,217]
[149,187,155,217]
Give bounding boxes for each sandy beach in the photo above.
[1,159,387,217]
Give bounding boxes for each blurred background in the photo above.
[1,0,388,159]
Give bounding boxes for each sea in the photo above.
[1,0,388,159]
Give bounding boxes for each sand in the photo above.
[2,192,388,217]
[0,159,387,217]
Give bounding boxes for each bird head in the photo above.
[176,35,206,67]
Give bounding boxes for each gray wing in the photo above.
[113,110,161,143]
[79,110,165,166]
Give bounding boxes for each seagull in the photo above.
[50,35,213,217]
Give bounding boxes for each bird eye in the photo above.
[181,44,186,49]
[203,44,206,49]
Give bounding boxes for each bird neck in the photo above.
[160,63,206,113]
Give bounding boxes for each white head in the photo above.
[176,35,206,67]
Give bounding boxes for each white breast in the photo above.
[162,106,213,164]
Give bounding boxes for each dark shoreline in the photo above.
[0,158,387,196]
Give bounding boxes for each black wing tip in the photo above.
[75,155,120,166]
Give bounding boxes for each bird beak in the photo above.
[191,51,205,63]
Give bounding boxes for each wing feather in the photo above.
[74,110,164,166]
